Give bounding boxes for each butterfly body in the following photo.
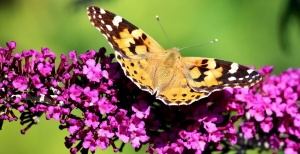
[87,6,262,105]
[155,49,179,86]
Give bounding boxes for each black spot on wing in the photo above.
[133,38,146,46]
[175,101,181,104]
[192,67,209,82]
[132,78,138,82]
[142,33,147,40]
[121,63,125,67]
[116,55,121,60]
[186,100,192,104]
[201,59,208,64]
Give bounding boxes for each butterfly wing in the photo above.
[87,6,262,105]
[87,6,165,94]
[180,57,262,93]
[115,52,160,94]
[156,66,209,105]
[87,6,164,59]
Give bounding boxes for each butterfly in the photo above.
[87,6,262,105]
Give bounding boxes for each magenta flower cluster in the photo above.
[0,41,299,154]
[234,66,300,154]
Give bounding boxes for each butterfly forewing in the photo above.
[87,6,262,105]
[181,57,261,93]
[87,6,164,59]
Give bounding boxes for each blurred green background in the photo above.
[0,0,299,153]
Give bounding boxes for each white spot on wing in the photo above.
[106,25,113,31]
[98,14,102,19]
[229,63,239,74]
[101,20,105,24]
[228,76,236,81]
[100,8,106,14]
[113,16,122,26]
[247,69,254,74]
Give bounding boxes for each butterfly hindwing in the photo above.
[115,52,155,94]
[181,57,261,93]
[156,66,209,105]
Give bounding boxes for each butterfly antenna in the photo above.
[178,39,218,51]
[156,16,174,48]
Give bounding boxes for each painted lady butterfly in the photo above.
[87,6,262,105]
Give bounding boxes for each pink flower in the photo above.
[260,117,273,133]
[241,122,256,139]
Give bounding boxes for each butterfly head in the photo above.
[162,49,181,65]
